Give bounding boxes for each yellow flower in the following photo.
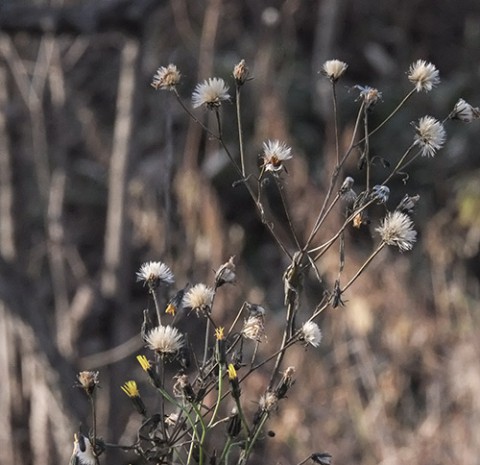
[227,363,237,380]
[121,380,140,398]
[136,355,151,372]
[215,326,225,341]
[165,303,176,316]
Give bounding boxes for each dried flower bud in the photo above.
[242,314,266,342]
[275,366,296,399]
[370,185,390,204]
[355,85,382,109]
[448,98,480,123]
[245,302,266,317]
[227,408,241,438]
[340,176,354,193]
[215,256,236,288]
[339,176,357,203]
[311,452,333,465]
[173,374,196,402]
[396,194,420,214]
[233,59,249,86]
[76,371,99,396]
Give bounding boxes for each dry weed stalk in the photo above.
[70,57,478,465]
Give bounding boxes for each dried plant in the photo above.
[69,58,478,465]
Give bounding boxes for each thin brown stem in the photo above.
[341,242,386,293]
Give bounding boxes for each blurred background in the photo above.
[0,0,479,464]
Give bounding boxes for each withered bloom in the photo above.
[274,366,296,400]
[233,59,249,86]
[215,256,236,289]
[151,64,181,91]
[173,373,196,402]
[76,371,99,396]
[311,452,333,465]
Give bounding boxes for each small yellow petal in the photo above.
[227,363,237,380]
[165,303,176,315]
[121,380,140,398]
[136,355,151,371]
[215,327,225,341]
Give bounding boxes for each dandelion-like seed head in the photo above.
[259,390,279,413]
[242,314,266,342]
[408,60,440,93]
[76,371,99,396]
[183,283,215,314]
[448,98,480,123]
[261,140,292,173]
[413,116,446,157]
[300,321,322,347]
[376,211,417,252]
[136,261,174,287]
[321,59,348,82]
[151,64,181,90]
[145,325,184,356]
[192,77,230,109]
